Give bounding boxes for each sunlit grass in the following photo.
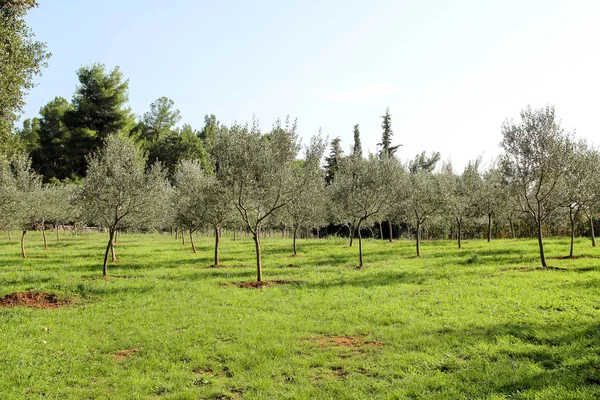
[0,231,599,399]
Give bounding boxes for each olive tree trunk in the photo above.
[252,231,262,282]
[569,208,576,258]
[388,220,393,243]
[457,218,462,250]
[536,217,547,268]
[487,213,492,242]
[41,220,48,250]
[357,219,364,267]
[190,230,197,254]
[590,216,596,247]
[21,229,28,258]
[103,229,115,278]
[415,222,421,257]
[293,225,298,256]
[214,226,220,266]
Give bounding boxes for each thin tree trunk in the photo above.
[358,220,364,267]
[8,231,11,241]
[233,228,236,241]
[293,225,298,256]
[416,223,421,257]
[457,218,462,250]
[316,227,320,239]
[388,220,393,243]
[110,242,116,262]
[103,229,115,278]
[569,209,575,258]
[214,226,220,266]
[487,213,492,242]
[182,228,186,245]
[378,221,384,240]
[590,216,596,247]
[41,220,48,250]
[536,217,547,268]
[253,231,262,282]
[21,229,28,258]
[175,227,178,240]
[56,224,60,243]
[190,230,197,254]
[509,218,515,239]
[349,224,354,247]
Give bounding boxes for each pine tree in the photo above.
[377,108,400,158]
[352,124,362,158]
[325,137,343,185]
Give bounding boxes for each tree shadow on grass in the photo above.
[423,321,600,397]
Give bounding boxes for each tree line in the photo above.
[1,104,599,282]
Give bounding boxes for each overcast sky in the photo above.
[23,0,600,170]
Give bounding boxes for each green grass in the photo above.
[0,232,599,399]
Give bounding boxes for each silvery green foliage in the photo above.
[499,105,574,266]
[174,159,235,232]
[329,154,401,265]
[442,159,484,247]
[44,183,78,226]
[499,106,573,223]
[0,154,19,230]
[10,153,42,230]
[79,134,170,232]
[212,118,300,234]
[284,134,328,234]
[402,171,444,228]
[330,155,400,225]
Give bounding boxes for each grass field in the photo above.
[0,232,599,399]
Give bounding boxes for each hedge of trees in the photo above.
[1,104,599,282]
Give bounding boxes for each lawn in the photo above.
[0,232,599,399]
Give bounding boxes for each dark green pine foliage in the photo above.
[325,136,343,185]
[199,114,220,151]
[352,124,362,158]
[378,107,400,158]
[409,151,441,173]
[147,123,211,180]
[63,63,135,177]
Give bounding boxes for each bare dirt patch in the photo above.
[237,280,290,289]
[114,348,138,361]
[312,336,383,349]
[0,292,70,309]
[205,264,232,269]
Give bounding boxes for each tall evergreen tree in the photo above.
[324,136,343,185]
[139,97,181,143]
[377,108,400,158]
[351,124,362,158]
[64,63,135,177]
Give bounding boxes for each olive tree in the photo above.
[284,134,327,255]
[330,155,401,267]
[478,166,508,242]
[443,160,483,249]
[499,106,573,267]
[212,118,300,282]
[0,154,19,238]
[401,170,445,256]
[10,154,42,258]
[560,141,599,257]
[79,135,169,278]
[174,159,235,264]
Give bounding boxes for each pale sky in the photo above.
[23,0,600,171]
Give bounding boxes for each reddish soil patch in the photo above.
[237,280,290,289]
[328,366,347,378]
[0,292,69,309]
[114,348,138,361]
[312,336,383,349]
[205,264,231,269]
